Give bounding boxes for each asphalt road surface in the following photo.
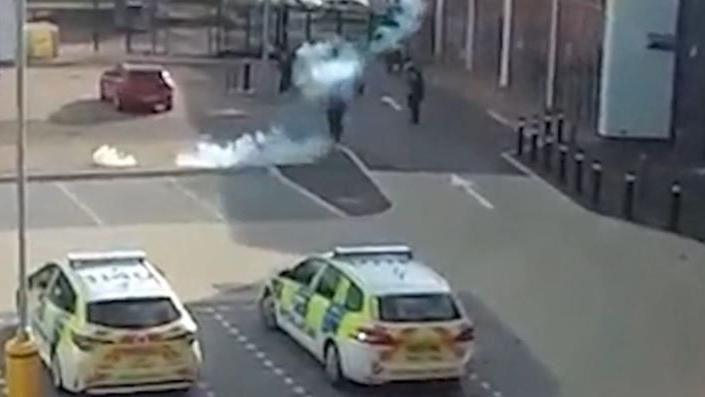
[31,287,495,397]
[0,158,704,397]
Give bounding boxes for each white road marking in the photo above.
[213,313,223,321]
[263,359,274,368]
[220,320,231,328]
[487,109,515,128]
[54,182,105,226]
[284,377,295,385]
[469,372,479,381]
[293,386,307,395]
[197,381,208,389]
[237,335,248,343]
[381,95,403,111]
[228,327,240,335]
[493,391,503,397]
[481,381,491,390]
[273,367,285,376]
[255,351,266,359]
[206,391,216,397]
[501,151,572,203]
[168,177,226,222]
[268,167,346,218]
[217,305,231,312]
[449,174,495,210]
[245,343,257,351]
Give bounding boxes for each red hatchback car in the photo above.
[99,63,175,112]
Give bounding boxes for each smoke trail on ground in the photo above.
[176,0,425,169]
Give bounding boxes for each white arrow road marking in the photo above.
[450,174,495,210]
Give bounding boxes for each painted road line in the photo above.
[481,381,491,390]
[487,109,515,128]
[268,167,346,218]
[54,182,105,226]
[501,151,572,204]
[449,174,495,210]
[168,177,226,222]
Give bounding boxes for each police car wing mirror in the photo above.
[279,269,292,278]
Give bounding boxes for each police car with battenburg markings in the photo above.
[27,250,202,395]
[259,244,475,386]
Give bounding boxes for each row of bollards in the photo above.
[226,62,254,94]
[514,112,684,232]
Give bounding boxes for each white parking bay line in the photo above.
[168,178,226,222]
[54,182,105,226]
[449,174,495,210]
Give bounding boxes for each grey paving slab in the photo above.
[0,183,96,230]
[63,178,219,225]
[177,170,339,222]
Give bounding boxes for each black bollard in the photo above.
[623,172,636,220]
[543,136,554,172]
[591,160,602,207]
[516,117,526,156]
[556,113,565,144]
[529,133,539,163]
[241,62,252,92]
[669,181,682,231]
[543,113,553,141]
[558,144,568,184]
[574,150,585,194]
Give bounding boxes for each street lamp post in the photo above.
[4,0,42,394]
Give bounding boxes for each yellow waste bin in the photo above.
[27,21,59,60]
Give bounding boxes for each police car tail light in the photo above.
[353,326,395,346]
[72,332,112,351]
[455,325,475,343]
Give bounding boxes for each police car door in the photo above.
[306,264,345,358]
[28,263,60,361]
[41,271,78,360]
[280,259,325,346]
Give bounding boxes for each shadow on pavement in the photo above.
[48,99,144,126]
[458,290,559,397]
[192,282,558,397]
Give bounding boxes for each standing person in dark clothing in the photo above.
[327,96,347,142]
[278,49,294,93]
[406,63,425,124]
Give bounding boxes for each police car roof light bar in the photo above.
[332,245,413,259]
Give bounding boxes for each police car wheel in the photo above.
[325,344,344,387]
[259,293,278,330]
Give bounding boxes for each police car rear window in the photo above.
[378,294,460,322]
[88,297,180,329]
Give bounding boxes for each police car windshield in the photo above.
[87,297,180,329]
[379,293,460,322]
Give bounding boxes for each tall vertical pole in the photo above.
[433,0,445,59]
[262,0,271,61]
[16,0,29,341]
[464,0,476,70]
[545,0,559,110]
[499,0,513,87]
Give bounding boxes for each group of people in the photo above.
[275,46,426,144]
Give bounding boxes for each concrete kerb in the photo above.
[0,166,249,184]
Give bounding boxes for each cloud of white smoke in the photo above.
[176,0,425,170]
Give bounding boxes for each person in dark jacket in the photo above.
[406,64,425,124]
[278,49,295,93]
[327,96,347,142]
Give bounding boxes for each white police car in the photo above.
[260,244,475,385]
[27,250,202,394]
